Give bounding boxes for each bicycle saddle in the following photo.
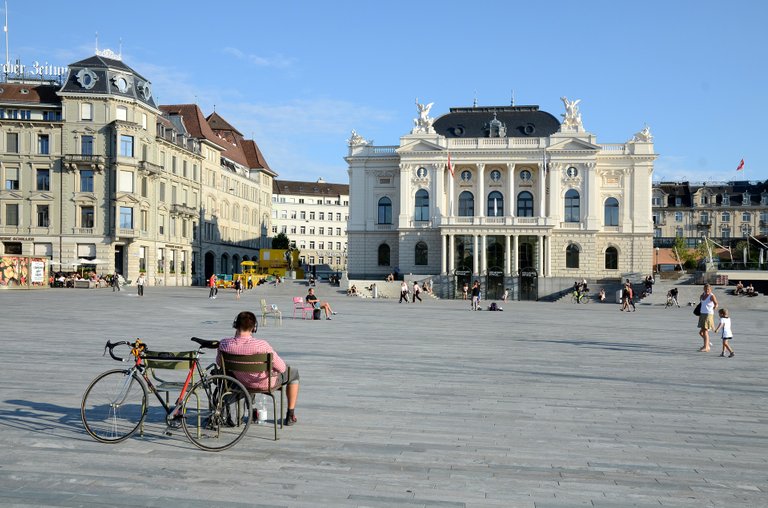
[191,337,220,349]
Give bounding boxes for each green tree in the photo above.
[271,232,290,249]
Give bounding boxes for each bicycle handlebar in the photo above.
[103,339,144,362]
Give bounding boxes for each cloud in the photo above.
[223,47,295,69]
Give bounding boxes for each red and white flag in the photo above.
[736,159,745,171]
[447,152,454,178]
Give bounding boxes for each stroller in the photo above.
[665,288,680,308]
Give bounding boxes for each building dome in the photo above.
[433,105,561,138]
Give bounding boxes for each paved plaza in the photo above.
[0,280,766,507]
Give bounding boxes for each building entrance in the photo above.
[518,266,538,301]
[453,266,471,300]
[485,266,504,300]
[114,245,124,276]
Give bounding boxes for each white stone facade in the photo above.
[346,101,657,288]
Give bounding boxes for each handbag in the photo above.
[693,302,702,316]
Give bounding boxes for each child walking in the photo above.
[715,308,735,358]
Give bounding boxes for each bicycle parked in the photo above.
[81,337,252,452]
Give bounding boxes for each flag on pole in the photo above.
[447,152,454,178]
[736,159,745,171]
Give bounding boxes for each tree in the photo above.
[271,232,290,250]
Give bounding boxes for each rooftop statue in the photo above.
[412,98,435,134]
[560,96,584,131]
[347,129,370,147]
[631,124,653,143]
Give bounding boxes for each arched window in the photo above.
[415,241,428,265]
[605,246,618,269]
[377,197,392,224]
[517,191,534,217]
[487,191,504,217]
[458,191,474,216]
[564,189,580,222]
[566,244,580,268]
[414,189,429,221]
[604,197,619,226]
[378,243,390,266]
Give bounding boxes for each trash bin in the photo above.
[615,289,623,304]
[372,284,378,299]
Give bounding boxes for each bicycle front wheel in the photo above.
[181,374,252,452]
[81,369,148,443]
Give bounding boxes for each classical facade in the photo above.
[346,99,657,298]
[0,51,274,286]
[652,180,768,248]
[271,178,349,271]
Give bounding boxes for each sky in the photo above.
[3,0,767,184]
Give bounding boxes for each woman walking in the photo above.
[697,283,718,352]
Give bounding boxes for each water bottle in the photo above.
[256,396,267,425]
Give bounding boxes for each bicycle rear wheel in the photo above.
[81,369,147,443]
[181,374,252,452]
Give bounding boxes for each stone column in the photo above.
[545,236,552,277]
[441,234,447,275]
[477,163,485,218]
[473,234,479,275]
[506,163,515,218]
[448,167,455,217]
[537,235,543,274]
[504,234,511,276]
[585,162,598,230]
[513,235,519,273]
[538,165,546,218]
[448,234,455,272]
[481,234,487,274]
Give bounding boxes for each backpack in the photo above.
[489,302,498,311]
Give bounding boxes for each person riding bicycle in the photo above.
[217,311,300,426]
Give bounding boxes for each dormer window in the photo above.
[722,193,730,205]
[743,193,750,206]
[675,197,682,207]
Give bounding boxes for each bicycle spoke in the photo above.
[81,370,147,443]
[182,375,251,451]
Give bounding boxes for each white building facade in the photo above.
[271,179,349,271]
[346,100,657,299]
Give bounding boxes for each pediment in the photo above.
[549,138,601,151]
[28,192,55,201]
[397,139,444,153]
[0,190,24,199]
[115,192,141,204]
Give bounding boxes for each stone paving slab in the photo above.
[0,280,766,507]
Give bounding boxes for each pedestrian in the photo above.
[627,284,636,312]
[247,275,253,290]
[697,283,718,352]
[136,273,145,297]
[209,274,217,299]
[399,281,409,303]
[471,280,480,311]
[234,278,242,300]
[714,308,735,358]
[502,288,509,303]
[462,282,469,300]
[112,272,121,292]
[412,281,422,303]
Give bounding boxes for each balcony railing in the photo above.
[116,228,138,238]
[138,160,163,176]
[73,227,94,235]
[63,154,106,171]
[171,204,197,217]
